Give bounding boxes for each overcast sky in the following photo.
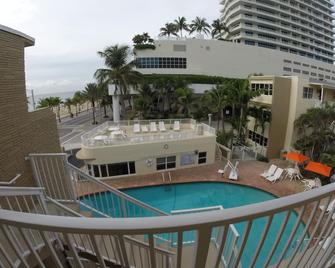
[1,0,220,95]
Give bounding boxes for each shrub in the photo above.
[257,155,269,163]
[134,44,156,50]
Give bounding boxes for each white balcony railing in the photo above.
[1,153,335,267]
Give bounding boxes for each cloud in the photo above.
[2,0,220,95]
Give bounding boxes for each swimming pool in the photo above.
[81,182,305,267]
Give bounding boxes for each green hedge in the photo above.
[142,74,243,85]
[134,44,156,50]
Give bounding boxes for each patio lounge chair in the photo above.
[229,161,239,181]
[141,125,149,133]
[133,123,140,134]
[266,168,284,183]
[159,121,166,132]
[261,164,277,178]
[150,122,157,132]
[173,121,180,131]
[303,178,322,191]
[320,199,335,213]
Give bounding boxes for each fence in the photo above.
[1,183,335,267]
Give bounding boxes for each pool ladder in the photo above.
[161,172,172,184]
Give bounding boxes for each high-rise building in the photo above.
[220,0,335,64]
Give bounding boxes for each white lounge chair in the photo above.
[141,125,149,133]
[228,161,239,181]
[159,121,166,132]
[320,199,335,213]
[303,178,322,191]
[150,122,157,132]
[133,123,140,134]
[266,168,284,183]
[173,121,180,131]
[261,164,277,178]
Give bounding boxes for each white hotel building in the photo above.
[131,0,335,159]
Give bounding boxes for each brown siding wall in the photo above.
[0,30,61,187]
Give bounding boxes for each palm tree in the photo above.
[174,17,189,38]
[159,23,178,39]
[211,19,229,39]
[226,79,261,141]
[172,87,195,117]
[294,103,335,161]
[98,82,110,118]
[64,98,74,118]
[36,98,51,109]
[204,84,229,132]
[95,45,141,114]
[134,84,154,119]
[72,91,84,116]
[82,83,99,124]
[189,17,211,36]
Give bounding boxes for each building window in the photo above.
[245,40,255,46]
[180,153,195,166]
[106,161,136,177]
[93,165,100,177]
[156,156,176,170]
[303,87,313,99]
[87,164,92,176]
[100,165,108,177]
[198,152,207,164]
[250,83,273,95]
[136,57,187,69]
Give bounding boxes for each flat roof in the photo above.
[0,24,35,46]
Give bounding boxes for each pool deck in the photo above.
[96,159,305,198]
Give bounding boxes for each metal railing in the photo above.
[69,163,168,218]
[80,119,216,148]
[1,184,335,267]
[29,153,168,218]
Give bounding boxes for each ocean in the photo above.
[26,90,77,111]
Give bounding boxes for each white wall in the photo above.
[135,39,335,81]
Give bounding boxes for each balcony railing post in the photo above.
[193,226,212,267]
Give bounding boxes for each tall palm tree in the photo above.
[134,84,154,119]
[172,87,195,117]
[204,84,229,132]
[82,83,99,124]
[72,91,84,116]
[98,82,110,118]
[189,17,211,36]
[174,17,189,38]
[48,97,62,123]
[64,98,74,118]
[95,45,141,114]
[159,23,178,39]
[211,19,229,39]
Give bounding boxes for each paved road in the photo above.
[58,107,112,150]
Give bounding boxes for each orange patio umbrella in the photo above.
[305,161,332,177]
[283,152,310,164]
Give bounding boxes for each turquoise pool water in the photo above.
[123,182,305,267]
[81,182,305,267]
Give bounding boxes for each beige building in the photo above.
[76,119,216,178]
[247,75,335,158]
[0,25,61,186]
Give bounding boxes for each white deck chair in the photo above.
[266,168,284,183]
[141,125,149,133]
[173,121,180,131]
[150,122,157,132]
[229,161,239,181]
[261,164,277,178]
[133,123,140,134]
[320,199,335,213]
[159,121,166,132]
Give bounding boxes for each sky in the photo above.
[1,0,220,95]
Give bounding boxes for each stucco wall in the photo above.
[135,39,335,80]
[81,135,216,176]
[0,29,61,187]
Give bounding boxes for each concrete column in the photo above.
[112,95,120,122]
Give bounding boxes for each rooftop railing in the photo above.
[80,119,216,148]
